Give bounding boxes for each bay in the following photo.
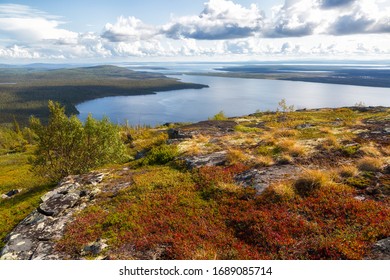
[76,74,390,126]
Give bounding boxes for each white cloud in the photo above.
[0,1,389,61]
[0,4,77,43]
[162,0,264,40]
[101,16,158,42]
[265,0,390,37]
[0,45,40,59]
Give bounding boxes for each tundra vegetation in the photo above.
[0,101,389,259]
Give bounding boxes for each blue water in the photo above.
[76,74,390,126]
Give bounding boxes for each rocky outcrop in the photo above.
[0,172,105,260]
[183,151,227,169]
[168,120,237,140]
[365,238,390,260]
[234,165,301,194]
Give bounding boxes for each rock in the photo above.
[235,166,301,194]
[296,123,313,129]
[0,172,106,260]
[383,165,390,175]
[84,172,105,186]
[81,239,108,256]
[184,151,227,169]
[2,189,20,199]
[135,150,147,160]
[354,195,366,201]
[168,120,237,140]
[366,238,390,260]
[6,189,19,197]
[168,128,193,140]
[38,192,79,216]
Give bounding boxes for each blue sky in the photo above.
[0,0,389,62]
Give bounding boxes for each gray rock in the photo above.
[5,189,19,197]
[81,239,108,256]
[86,173,105,186]
[184,151,227,169]
[296,123,313,129]
[0,172,106,260]
[38,192,79,216]
[167,128,193,140]
[366,238,390,260]
[235,166,301,194]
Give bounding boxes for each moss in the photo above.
[345,176,372,189]
[340,144,361,157]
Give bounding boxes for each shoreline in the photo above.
[187,72,390,89]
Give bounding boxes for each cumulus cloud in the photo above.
[319,0,356,9]
[101,16,158,42]
[326,0,390,35]
[0,0,390,61]
[0,4,77,43]
[162,0,264,40]
[264,0,390,37]
[0,45,40,59]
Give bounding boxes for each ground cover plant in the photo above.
[1,103,389,259]
[51,106,390,260]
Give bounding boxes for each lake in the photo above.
[76,74,390,126]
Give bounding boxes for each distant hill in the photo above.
[0,65,207,125]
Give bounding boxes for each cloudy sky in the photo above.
[0,0,389,62]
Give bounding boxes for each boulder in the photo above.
[168,128,193,140]
[184,151,227,169]
[6,189,19,197]
[0,172,106,260]
[81,239,108,256]
[366,238,390,260]
[235,165,301,194]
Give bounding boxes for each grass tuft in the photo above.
[293,169,329,197]
[357,157,383,172]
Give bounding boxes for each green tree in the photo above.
[30,101,127,181]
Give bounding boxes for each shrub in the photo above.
[338,165,359,178]
[294,170,329,197]
[227,148,250,165]
[357,157,383,172]
[209,111,227,121]
[262,182,296,203]
[142,144,178,165]
[319,135,339,150]
[29,101,127,181]
[0,127,28,154]
[340,144,360,156]
[359,144,381,157]
[234,125,260,133]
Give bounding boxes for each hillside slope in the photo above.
[1,107,389,260]
[0,65,207,125]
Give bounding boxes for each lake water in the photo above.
[76,74,390,126]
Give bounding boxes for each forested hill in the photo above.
[0,65,207,125]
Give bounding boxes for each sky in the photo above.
[0,0,389,62]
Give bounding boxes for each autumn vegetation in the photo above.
[1,102,389,259]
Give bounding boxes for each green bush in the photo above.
[209,111,228,121]
[142,144,178,165]
[29,101,127,181]
[0,127,28,154]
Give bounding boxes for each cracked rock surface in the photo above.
[0,172,105,260]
